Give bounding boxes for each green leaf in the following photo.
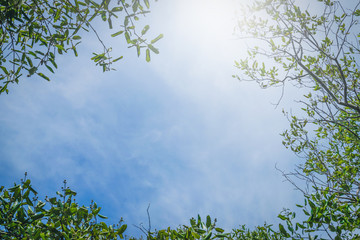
[0,66,9,74]
[108,17,113,29]
[72,47,78,57]
[101,12,107,21]
[72,35,81,40]
[141,25,150,35]
[113,56,123,62]
[144,0,150,8]
[0,82,9,94]
[40,233,46,240]
[98,214,108,219]
[28,67,38,76]
[151,34,164,44]
[36,201,46,209]
[111,6,123,12]
[37,72,50,81]
[26,56,33,67]
[194,228,206,234]
[191,231,200,239]
[117,224,127,234]
[136,45,140,57]
[132,2,138,12]
[206,215,211,228]
[146,49,150,62]
[203,232,212,240]
[62,232,70,240]
[46,65,54,73]
[31,213,45,222]
[279,224,289,237]
[215,234,228,238]
[125,32,131,43]
[215,227,224,233]
[50,59,58,69]
[10,201,21,212]
[148,44,159,54]
[111,31,124,37]
[124,16,129,26]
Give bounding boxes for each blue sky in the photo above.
[0,0,306,236]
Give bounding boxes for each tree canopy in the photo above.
[0,0,163,94]
[0,174,128,239]
[2,0,360,239]
[233,0,360,239]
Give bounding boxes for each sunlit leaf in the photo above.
[146,48,150,62]
[37,72,50,81]
[148,44,159,54]
[111,31,124,37]
[151,34,163,44]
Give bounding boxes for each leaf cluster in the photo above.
[0,0,163,94]
[0,174,127,239]
[234,0,360,239]
[147,215,288,240]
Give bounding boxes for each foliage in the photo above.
[0,174,127,239]
[148,215,287,240]
[234,0,360,239]
[2,0,360,239]
[0,0,163,94]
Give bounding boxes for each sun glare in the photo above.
[173,0,239,51]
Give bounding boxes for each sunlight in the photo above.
[173,0,239,52]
